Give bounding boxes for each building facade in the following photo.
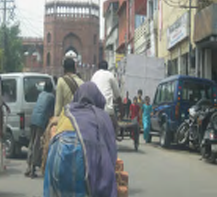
[103,0,119,70]
[134,0,158,57]
[194,0,217,83]
[43,0,100,76]
[157,0,197,77]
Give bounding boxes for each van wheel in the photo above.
[160,123,171,148]
[208,153,217,164]
[15,144,22,157]
[4,132,15,158]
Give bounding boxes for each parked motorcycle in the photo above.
[201,112,217,163]
[176,99,214,150]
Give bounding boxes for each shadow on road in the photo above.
[129,188,144,196]
[149,140,200,154]
[0,192,24,197]
[118,144,145,154]
[0,166,23,177]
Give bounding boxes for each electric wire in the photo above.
[15,8,43,38]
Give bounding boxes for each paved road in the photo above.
[1,137,217,197]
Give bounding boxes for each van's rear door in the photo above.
[180,79,214,121]
[2,77,20,131]
[22,75,53,132]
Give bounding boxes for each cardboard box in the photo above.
[116,171,129,187]
[116,158,124,172]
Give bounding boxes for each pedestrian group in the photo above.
[23,56,153,197]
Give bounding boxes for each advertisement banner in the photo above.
[167,12,189,50]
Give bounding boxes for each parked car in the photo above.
[149,75,217,148]
[1,72,55,158]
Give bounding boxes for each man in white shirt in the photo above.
[91,60,121,134]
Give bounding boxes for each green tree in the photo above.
[0,24,23,73]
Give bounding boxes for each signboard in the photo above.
[167,12,189,50]
[115,53,124,68]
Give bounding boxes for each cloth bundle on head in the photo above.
[73,81,106,109]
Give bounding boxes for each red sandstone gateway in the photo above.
[43,0,100,76]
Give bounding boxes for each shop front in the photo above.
[194,3,217,83]
[166,11,194,76]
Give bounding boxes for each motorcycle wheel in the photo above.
[177,122,189,145]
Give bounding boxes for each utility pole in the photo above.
[0,0,15,72]
[188,0,192,75]
[0,0,15,172]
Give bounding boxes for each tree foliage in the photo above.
[0,24,23,73]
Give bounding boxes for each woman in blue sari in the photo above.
[43,82,117,197]
[142,96,153,142]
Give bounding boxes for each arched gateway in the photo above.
[43,0,100,76]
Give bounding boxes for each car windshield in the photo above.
[182,81,212,103]
[24,76,52,103]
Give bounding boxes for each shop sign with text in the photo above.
[167,12,189,50]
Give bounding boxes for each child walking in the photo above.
[129,97,140,140]
[129,97,140,122]
[142,96,152,142]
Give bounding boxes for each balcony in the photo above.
[194,3,217,43]
[134,20,150,54]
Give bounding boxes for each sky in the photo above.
[15,0,105,39]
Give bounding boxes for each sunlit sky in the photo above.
[14,0,105,39]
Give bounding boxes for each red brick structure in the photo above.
[44,0,100,76]
[117,0,147,54]
[22,37,44,72]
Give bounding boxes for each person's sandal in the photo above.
[30,173,38,179]
[24,170,31,177]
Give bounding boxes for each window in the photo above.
[47,53,51,67]
[182,81,212,103]
[154,81,176,104]
[2,79,17,103]
[24,77,52,103]
[47,33,51,43]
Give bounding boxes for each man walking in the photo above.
[91,60,121,133]
[54,56,84,116]
[25,81,55,178]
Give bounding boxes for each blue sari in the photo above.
[142,104,152,141]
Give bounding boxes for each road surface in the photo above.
[1,137,217,197]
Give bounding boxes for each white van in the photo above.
[1,73,55,158]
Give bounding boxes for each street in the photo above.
[1,137,217,197]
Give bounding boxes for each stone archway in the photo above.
[62,33,82,61]
[43,0,100,76]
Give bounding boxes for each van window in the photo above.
[182,82,212,103]
[154,81,175,104]
[24,77,51,103]
[2,79,17,103]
